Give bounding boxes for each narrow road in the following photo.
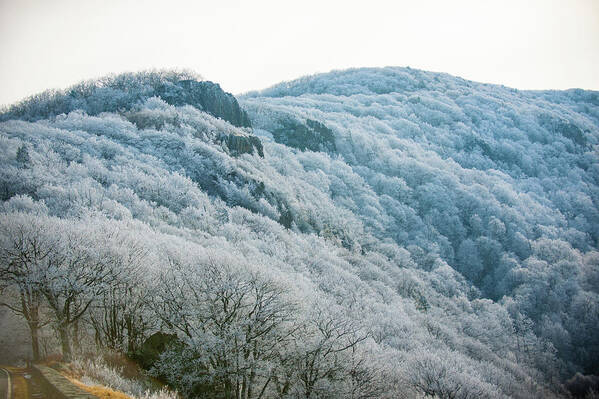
[0,367,11,399]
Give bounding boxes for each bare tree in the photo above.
[88,237,152,354]
[31,218,117,361]
[405,349,488,399]
[153,254,298,399]
[0,213,53,361]
[346,345,387,399]
[291,307,368,399]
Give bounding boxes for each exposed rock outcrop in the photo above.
[539,114,587,146]
[219,132,264,157]
[135,332,180,370]
[1,72,252,129]
[160,80,252,128]
[272,117,336,153]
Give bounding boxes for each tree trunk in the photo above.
[58,324,72,362]
[29,322,41,361]
[72,319,80,354]
[241,375,247,399]
[256,376,271,399]
[304,379,314,399]
[224,379,232,399]
[126,315,135,353]
[247,368,256,399]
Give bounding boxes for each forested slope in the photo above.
[0,68,598,398]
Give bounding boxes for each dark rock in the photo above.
[554,120,586,146]
[135,332,179,370]
[565,373,599,398]
[162,80,252,128]
[538,114,587,146]
[219,133,264,157]
[272,117,336,153]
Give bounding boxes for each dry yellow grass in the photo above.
[62,373,134,399]
[72,380,133,399]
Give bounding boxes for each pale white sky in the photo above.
[1,0,598,106]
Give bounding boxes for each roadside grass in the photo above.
[47,352,178,399]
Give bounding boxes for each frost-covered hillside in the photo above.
[242,66,599,364]
[1,68,598,398]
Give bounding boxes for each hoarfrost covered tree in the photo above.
[152,251,298,399]
[38,220,114,361]
[405,348,497,399]
[0,213,131,361]
[0,212,53,361]
[87,228,153,354]
[289,306,368,398]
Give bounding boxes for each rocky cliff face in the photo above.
[538,113,587,147]
[160,80,252,128]
[272,117,336,153]
[0,72,252,130]
[219,132,264,157]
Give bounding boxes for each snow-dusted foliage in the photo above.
[0,68,598,398]
[70,355,178,399]
[242,66,599,370]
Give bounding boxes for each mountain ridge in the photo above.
[243,66,599,98]
[0,70,252,128]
